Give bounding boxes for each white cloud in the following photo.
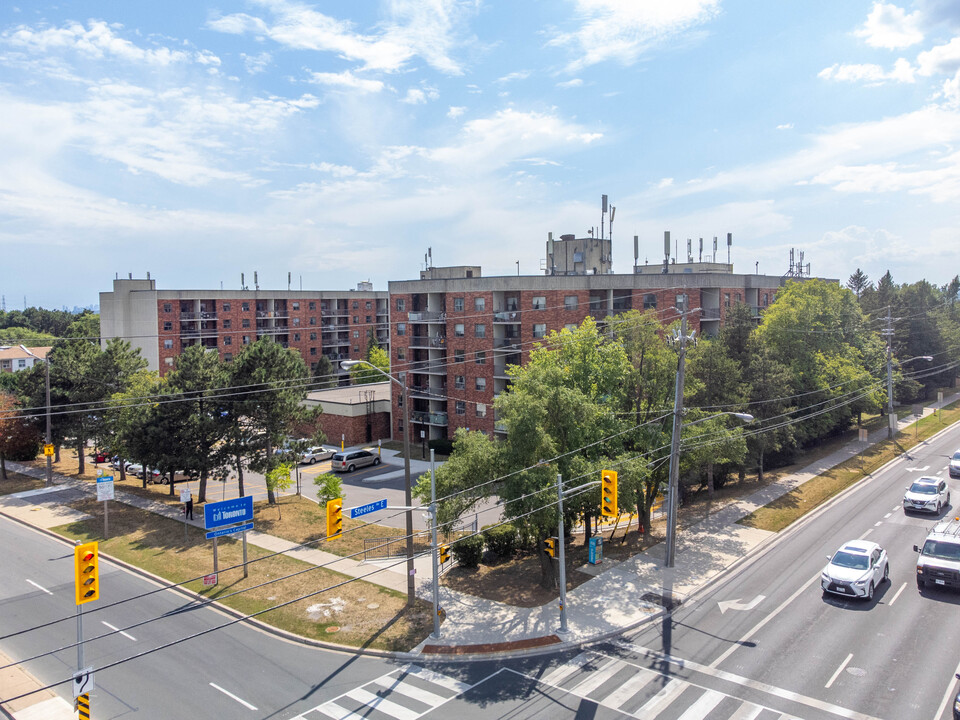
[401,85,439,104]
[944,69,960,105]
[548,0,721,71]
[917,37,960,76]
[305,70,385,93]
[242,52,272,75]
[818,58,915,85]
[855,2,923,49]
[557,78,583,88]
[657,177,674,188]
[447,105,466,118]
[776,123,794,130]
[496,70,530,83]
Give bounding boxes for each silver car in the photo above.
[300,446,336,464]
[330,450,381,473]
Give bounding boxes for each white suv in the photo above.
[821,540,889,600]
[903,476,950,514]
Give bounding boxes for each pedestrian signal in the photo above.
[325,498,343,540]
[439,544,450,564]
[600,469,618,518]
[544,537,557,558]
[74,542,99,605]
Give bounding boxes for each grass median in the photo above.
[740,400,960,533]
[51,496,433,651]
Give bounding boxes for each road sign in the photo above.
[96,476,115,501]
[349,498,387,519]
[204,496,253,530]
[43,444,54,457]
[202,573,218,587]
[73,667,94,698]
[205,521,253,540]
[180,488,191,503]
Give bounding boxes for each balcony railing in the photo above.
[410,360,446,373]
[200,311,218,319]
[409,334,446,348]
[411,385,446,399]
[494,422,508,433]
[412,411,448,426]
[494,337,521,349]
[701,307,721,320]
[179,312,198,320]
[408,310,445,322]
[493,311,521,322]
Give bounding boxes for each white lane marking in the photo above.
[569,657,621,696]
[101,620,136,641]
[892,504,901,512]
[677,688,725,719]
[825,653,853,689]
[540,653,592,686]
[873,521,882,527]
[636,677,685,716]
[935,655,960,720]
[26,579,52,595]
[888,582,907,606]
[883,512,892,519]
[727,703,764,720]
[209,683,257,710]
[710,574,818,669]
[859,529,872,539]
[406,664,472,693]
[602,666,658,708]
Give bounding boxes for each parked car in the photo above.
[126,463,144,478]
[91,451,112,463]
[903,476,950,514]
[300,446,336,464]
[950,449,960,479]
[820,539,889,600]
[144,468,162,483]
[330,450,380,473]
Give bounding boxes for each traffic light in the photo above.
[600,469,618,518]
[544,537,557,558]
[74,541,99,605]
[439,544,450,564]
[325,498,343,540]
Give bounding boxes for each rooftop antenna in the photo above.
[288,272,291,291]
[254,271,259,291]
[686,238,692,263]
[241,272,245,290]
[609,205,615,245]
[428,247,432,268]
[601,195,608,240]
[633,235,639,273]
[699,238,703,262]
[727,233,732,264]
[662,231,670,274]
[713,236,718,261]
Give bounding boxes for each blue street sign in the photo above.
[349,498,387,519]
[205,522,253,540]
[204,496,254,530]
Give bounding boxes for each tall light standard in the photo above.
[885,353,933,439]
[664,411,753,568]
[340,360,415,606]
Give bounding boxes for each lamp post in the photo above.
[664,411,753,568]
[341,360,415,606]
[885,352,933,439]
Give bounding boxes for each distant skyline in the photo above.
[2,1,960,308]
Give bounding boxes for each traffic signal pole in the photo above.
[430,449,440,639]
[556,473,568,634]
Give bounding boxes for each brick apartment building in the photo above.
[388,262,819,443]
[100,277,390,380]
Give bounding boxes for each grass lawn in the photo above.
[52,497,433,651]
[0,470,46,495]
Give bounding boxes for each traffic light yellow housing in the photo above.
[326,498,343,540]
[439,544,450,564]
[544,537,557,558]
[74,542,99,605]
[601,469,618,518]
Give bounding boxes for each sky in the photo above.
[2,0,960,309]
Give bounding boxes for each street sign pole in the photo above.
[242,531,249,578]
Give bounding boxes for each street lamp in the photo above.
[886,354,933,439]
[340,360,415,606]
[664,411,753,568]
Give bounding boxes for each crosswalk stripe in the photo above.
[602,666,659,709]
[372,675,448,706]
[346,687,420,720]
[635,677,686,717]
[540,653,592,686]
[314,700,370,720]
[404,664,472,694]
[726,702,764,720]
[676,689,725,720]
[569,657,622,696]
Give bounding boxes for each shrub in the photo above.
[428,437,454,456]
[482,523,518,557]
[451,534,484,568]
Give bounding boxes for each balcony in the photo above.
[494,337,521,350]
[412,411,448,426]
[408,310,445,322]
[411,384,446,399]
[256,310,289,319]
[179,312,198,320]
[493,311,521,323]
[200,311,218,320]
[409,334,446,349]
[410,360,447,374]
[180,329,200,337]
[494,422,508,433]
[701,307,721,320]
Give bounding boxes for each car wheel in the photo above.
[373,457,381,465]
[348,464,356,472]
[866,581,874,601]
[883,563,889,583]
[937,502,942,514]
[163,476,170,485]
[918,578,925,590]
[310,458,317,465]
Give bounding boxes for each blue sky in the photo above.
[2,1,960,309]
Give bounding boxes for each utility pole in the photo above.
[430,449,440,639]
[884,307,895,439]
[664,295,693,568]
[45,359,52,487]
[555,473,569,634]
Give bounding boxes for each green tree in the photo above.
[265,462,294,516]
[311,354,338,389]
[314,472,343,510]
[351,346,390,385]
[847,269,871,300]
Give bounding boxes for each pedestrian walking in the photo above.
[185,496,194,520]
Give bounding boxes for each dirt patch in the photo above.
[0,471,47,495]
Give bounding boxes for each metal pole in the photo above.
[103,500,108,539]
[885,307,895,439]
[45,359,52,487]
[402,383,415,606]
[75,541,84,672]
[213,536,219,574]
[664,296,689,568]
[430,449,440,638]
[242,531,248,578]
[556,473,569,633]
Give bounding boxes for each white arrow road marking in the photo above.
[906,465,930,472]
[718,595,766,614]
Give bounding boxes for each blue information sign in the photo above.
[204,496,254,530]
[349,498,387,519]
[205,522,254,540]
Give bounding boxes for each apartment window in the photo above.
[241,302,250,312]
[224,353,232,362]
[309,317,316,325]
[163,339,173,349]
[533,324,547,338]
[163,303,172,313]
[455,349,465,363]
[396,298,405,311]
[455,375,465,389]
[475,351,486,365]
[397,323,406,336]
[397,347,405,360]
[454,297,464,312]
[224,336,232,346]
[310,332,317,341]
[455,401,466,416]
[292,302,300,310]
[243,335,251,345]
[293,317,300,326]
[309,301,316,311]
[354,346,359,352]
[353,316,359,324]
[564,296,578,311]
[735,293,742,304]
[763,293,769,306]
[397,392,403,408]
[532,296,546,310]
[365,301,372,310]
[643,294,657,310]
[474,297,486,312]
[475,377,486,391]
[353,330,360,338]
[164,357,174,367]
[476,403,486,418]
[242,318,250,328]
[352,301,359,309]
[223,319,231,329]
[454,323,465,337]
[724,293,731,308]
[310,347,317,355]
[293,333,300,342]
[163,321,172,331]
[222,302,231,312]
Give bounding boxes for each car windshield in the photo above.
[953,451,960,461]
[332,454,345,461]
[922,540,960,561]
[831,551,869,570]
[910,483,938,494]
